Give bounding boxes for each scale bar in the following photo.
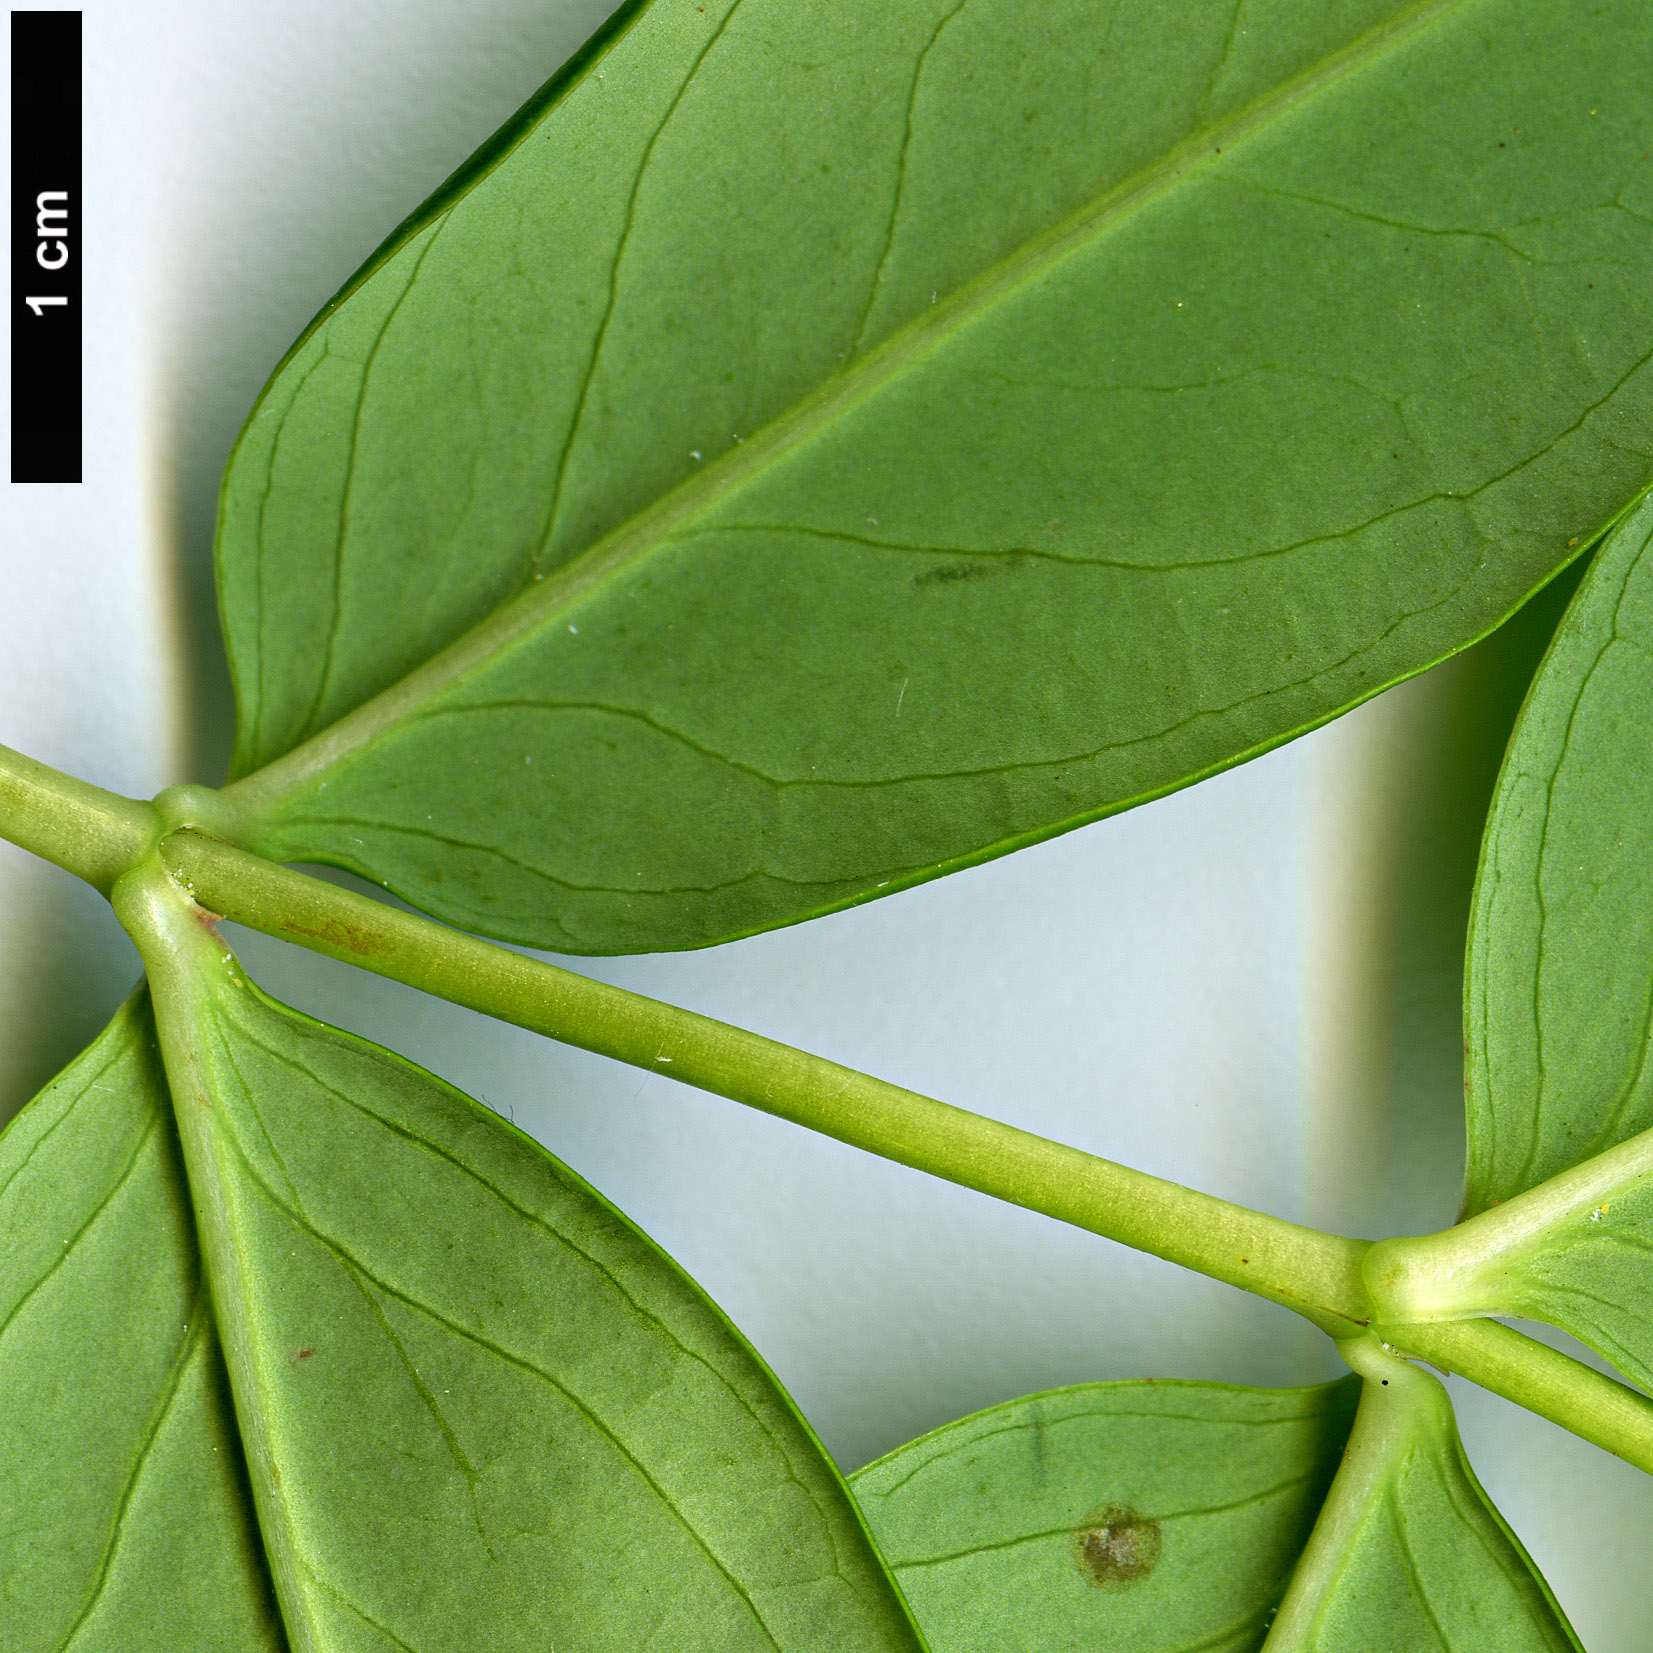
[11,10,81,484]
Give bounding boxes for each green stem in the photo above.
[1364,1123,1653,1322]
[164,828,1653,1466]
[0,742,157,894]
[1376,1317,1653,1475]
[161,828,1371,1336]
[6,744,1653,1467]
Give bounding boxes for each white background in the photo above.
[1,2,1650,1644]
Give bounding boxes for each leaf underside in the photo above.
[1495,1185,1653,1398]
[4,1005,1578,1651]
[0,998,286,1652]
[1461,493,1653,1392]
[11,0,1647,1642]
[0,989,924,1652]
[220,0,1653,954]
[1268,1356,1578,1651]
[851,1377,1358,1653]
[849,1362,1577,1653]
[1467,492,1653,1210]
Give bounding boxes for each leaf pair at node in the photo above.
[0,965,1576,1651]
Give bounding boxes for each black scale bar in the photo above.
[11,10,80,483]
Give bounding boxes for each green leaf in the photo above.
[849,1376,1359,1653]
[1265,1341,1577,1651]
[1466,491,1653,1211]
[1365,1132,1653,1391]
[1357,495,1653,1392]
[216,0,1653,953]
[1464,1173,1653,1396]
[0,996,286,1652]
[850,1354,1574,1652]
[114,868,924,1653]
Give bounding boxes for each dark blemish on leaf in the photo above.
[914,554,1027,589]
[280,917,395,957]
[293,1346,316,1364]
[1072,1504,1162,1589]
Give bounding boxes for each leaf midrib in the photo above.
[224,0,1473,818]
[211,1088,792,1651]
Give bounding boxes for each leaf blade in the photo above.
[0,997,286,1653]
[1264,1344,1577,1651]
[849,1376,1358,1653]
[847,1356,1577,1651]
[219,0,1653,952]
[1465,491,1653,1212]
[120,878,924,1653]
[1347,493,1653,1398]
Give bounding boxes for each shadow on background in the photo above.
[151,0,624,788]
[0,854,140,1125]
[1345,558,1589,1240]
[2,4,628,1121]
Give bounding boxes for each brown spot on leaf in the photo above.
[1073,1504,1162,1589]
[293,1346,316,1364]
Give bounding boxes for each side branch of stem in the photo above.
[1376,1318,1653,1476]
